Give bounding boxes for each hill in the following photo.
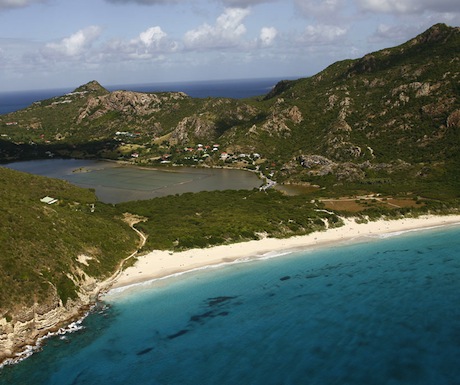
[0,167,139,362]
[1,24,459,200]
[0,23,460,363]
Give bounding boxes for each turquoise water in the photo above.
[2,226,460,384]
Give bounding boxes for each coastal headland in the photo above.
[1,23,459,369]
[2,214,460,367]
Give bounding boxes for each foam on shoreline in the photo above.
[0,312,90,369]
[107,215,460,295]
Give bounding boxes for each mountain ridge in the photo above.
[1,25,458,189]
[0,22,459,365]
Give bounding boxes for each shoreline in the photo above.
[3,214,460,367]
[108,214,460,293]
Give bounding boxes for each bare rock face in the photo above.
[326,94,339,110]
[77,90,188,123]
[256,101,303,137]
[332,119,352,133]
[392,82,441,99]
[295,155,414,183]
[169,115,216,144]
[0,275,105,365]
[327,142,362,161]
[299,155,336,176]
[0,300,77,360]
[288,106,303,124]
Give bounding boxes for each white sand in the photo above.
[109,215,460,291]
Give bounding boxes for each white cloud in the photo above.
[369,23,419,43]
[0,0,46,10]
[302,24,347,44]
[357,0,420,13]
[294,0,343,19]
[138,26,168,48]
[103,26,176,61]
[105,0,179,4]
[259,27,277,46]
[220,0,276,7]
[184,8,251,50]
[44,26,102,57]
[356,0,460,14]
[105,0,274,6]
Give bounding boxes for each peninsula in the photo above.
[0,23,459,365]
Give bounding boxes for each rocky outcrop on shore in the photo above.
[0,277,107,366]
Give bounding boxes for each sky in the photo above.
[0,0,459,91]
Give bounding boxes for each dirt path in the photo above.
[101,214,147,289]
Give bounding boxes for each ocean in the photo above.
[0,77,286,115]
[2,225,460,385]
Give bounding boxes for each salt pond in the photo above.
[3,159,262,203]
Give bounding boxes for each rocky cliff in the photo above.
[0,276,103,364]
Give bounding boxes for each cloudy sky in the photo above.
[0,0,459,91]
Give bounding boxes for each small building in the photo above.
[40,196,58,205]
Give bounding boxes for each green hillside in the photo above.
[1,24,459,201]
[1,22,460,304]
[0,24,460,360]
[0,167,138,316]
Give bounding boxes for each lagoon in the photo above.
[3,159,262,203]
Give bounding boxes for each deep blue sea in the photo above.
[2,225,460,385]
[0,78,285,115]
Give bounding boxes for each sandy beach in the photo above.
[109,215,460,291]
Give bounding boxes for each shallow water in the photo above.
[2,226,460,384]
[3,159,262,203]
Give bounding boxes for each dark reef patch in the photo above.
[206,296,238,307]
[167,329,190,340]
[136,347,154,356]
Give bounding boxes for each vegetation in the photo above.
[1,25,459,202]
[0,167,138,313]
[0,23,459,328]
[117,189,342,251]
